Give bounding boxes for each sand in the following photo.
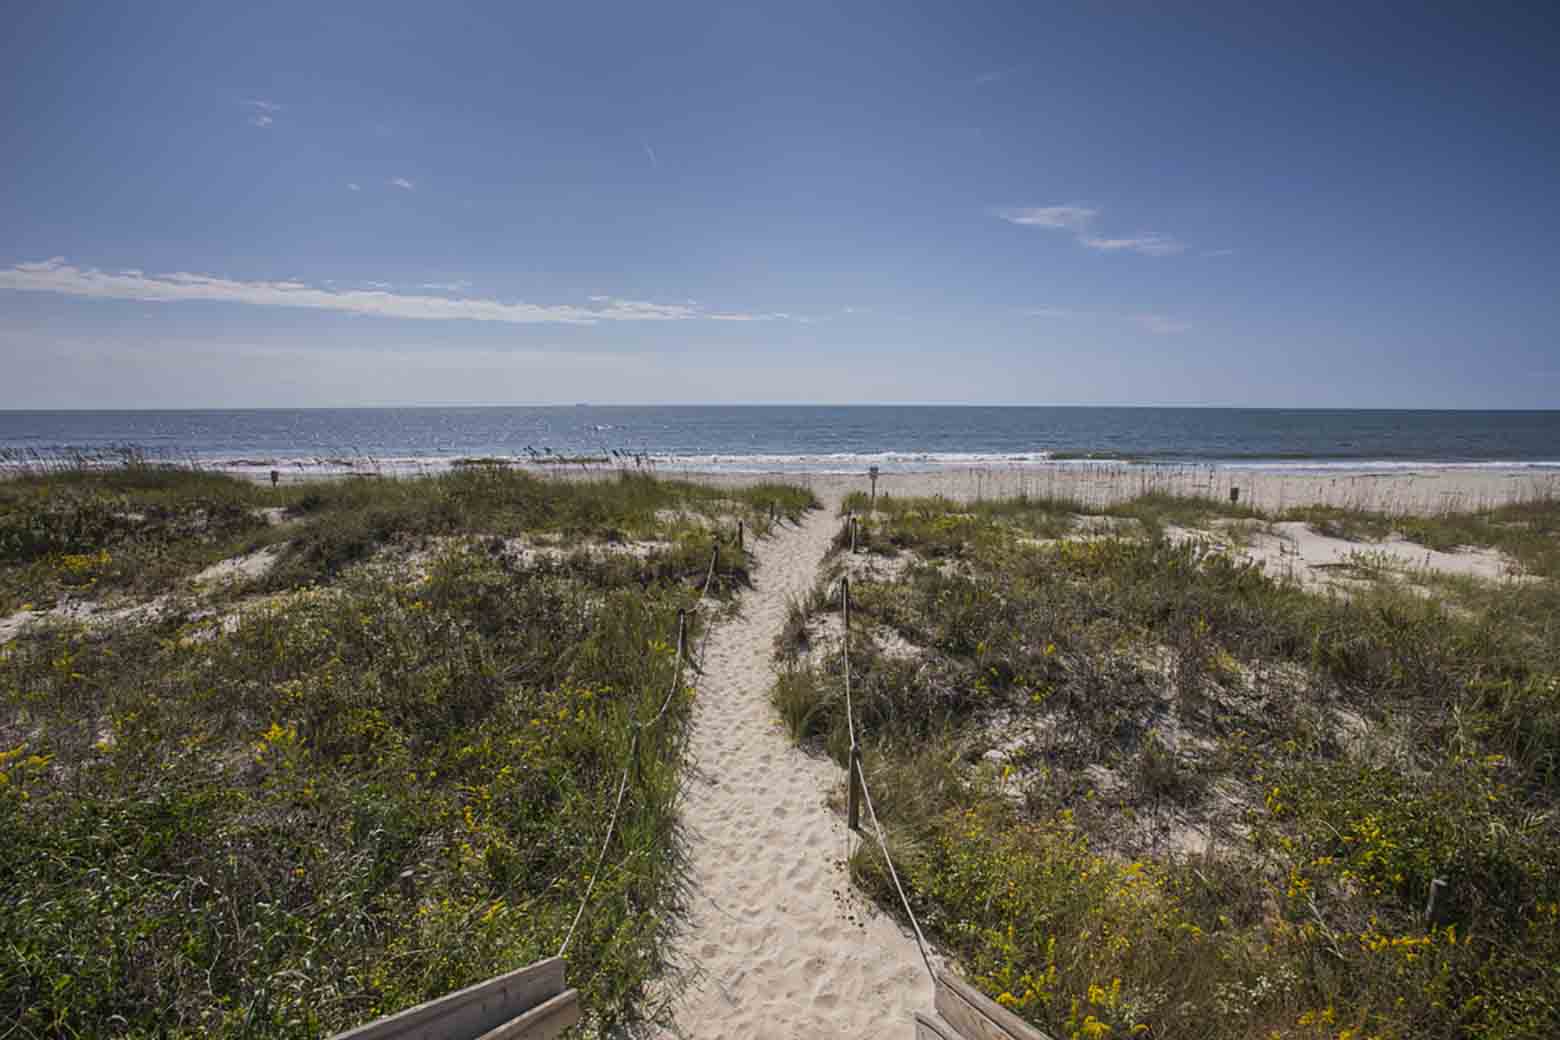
[1169,520,1523,589]
[662,491,934,1038]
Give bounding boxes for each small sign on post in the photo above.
[868,465,880,512]
[1229,486,1240,505]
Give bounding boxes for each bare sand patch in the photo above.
[1165,520,1522,589]
[192,544,286,587]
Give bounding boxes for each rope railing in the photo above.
[557,540,724,958]
[855,754,936,981]
[839,572,938,984]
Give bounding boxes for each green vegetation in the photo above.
[780,493,1560,1040]
[0,462,817,1038]
[0,460,814,612]
[841,489,1264,550]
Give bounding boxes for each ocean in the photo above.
[1,407,1557,477]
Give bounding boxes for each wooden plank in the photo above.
[329,957,566,1040]
[933,970,1055,1040]
[473,989,581,1040]
[914,1011,964,1040]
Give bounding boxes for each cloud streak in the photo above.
[997,206,1098,231]
[1021,304,1193,335]
[1131,313,1194,335]
[974,63,1027,86]
[0,258,792,326]
[1080,233,1185,257]
[244,99,280,129]
[998,205,1186,256]
[389,177,415,190]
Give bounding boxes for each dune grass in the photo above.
[781,493,1560,1040]
[0,463,817,1037]
[0,463,815,613]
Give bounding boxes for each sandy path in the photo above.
[661,498,932,1039]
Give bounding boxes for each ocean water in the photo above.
[1,407,1557,476]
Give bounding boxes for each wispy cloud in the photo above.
[999,205,1186,256]
[1202,248,1237,258]
[244,99,280,129]
[997,206,1098,231]
[1131,313,1194,335]
[642,140,658,168]
[1020,305,1193,335]
[347,182,361,192]
[974,63,1027,86]
[706,311,791,322]
[1079,233,1185,257]
[419,280,473,293]
[0,258,793,326]
[389,177,415,191]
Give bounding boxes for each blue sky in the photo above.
[2,2,1557,408]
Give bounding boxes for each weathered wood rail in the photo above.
[329,957,579,1040]
[914,970,1055,1040]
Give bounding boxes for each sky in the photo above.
[2,1,1557,409]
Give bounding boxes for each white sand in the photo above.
[1231,521,1519,586]
[192,544,286,587]
[663,494,933,1038]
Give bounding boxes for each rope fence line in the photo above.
[556,529,731,957]
[839,566,938,985]
[558,753,633,957]
[855,755,937,981]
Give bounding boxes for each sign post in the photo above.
[868,465,880,512]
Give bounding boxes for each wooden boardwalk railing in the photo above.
[329,957,579,1040]
[914,970,1054,1040]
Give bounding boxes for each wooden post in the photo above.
[847,744,862,832]
[769,500,776,525]
[1230,486,1240,505]
[850,514,858,553]
[737,519,744,551]
[676,608,687,664]
[1425,877,1448,926]
[868,464,879,513]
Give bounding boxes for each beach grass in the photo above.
[0,462,815,613]
[780,492,1560,1039]
[0,462,817,1037]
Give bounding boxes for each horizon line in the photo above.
[3,403,1559,413]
